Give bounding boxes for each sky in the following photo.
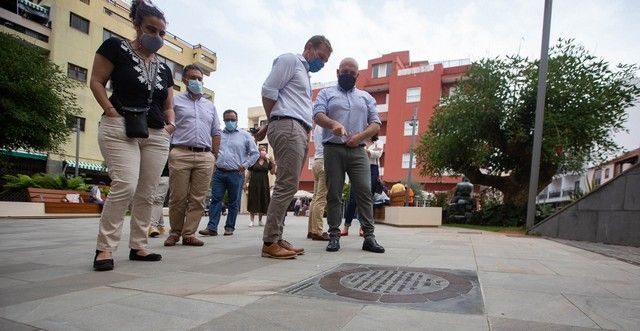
[153,0,640,152]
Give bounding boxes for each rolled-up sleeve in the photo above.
[261,54,296,101]
[365,94,381,125]
[210,105,221,137]
[312,89,329,118]
[243,135,260,168]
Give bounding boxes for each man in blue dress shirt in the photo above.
[164,64,220,247]
[313,57,385,254]
[199,110,259,236]
[257,35,332,259]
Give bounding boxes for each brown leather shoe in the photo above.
[278,239,305,255]
[261,243,296,259]
[307,232,312,239]
[164,235,180,246]
[198,228,218,236]
[223,229,234,236]
[182,236,204,246]
[310,232,330,241]
[341,226,349,236]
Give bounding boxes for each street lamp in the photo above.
[405,106,418,205]
[526,0,553,230]
[73,116,80,177]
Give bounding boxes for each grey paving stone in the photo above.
[113,293,237,322]
[488,317,608,331]
[564,294,640,331]
[0,277,29,289]
[0,271,137,307]
[0,317,40,331]
[110,271,232,296]
[186,255,282,275]
[482,287,598,328]
[31,302,201,331]
[0,263,51,275]
[4,265,91,282]
[0,286,139,323]
[539,259,638,282]
[342,305,488,331]
[193,295,363,331]
[475,257,557,275]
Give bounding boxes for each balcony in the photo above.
[398,64,434,76]
[193,44,216,74]
[0,6,50,48]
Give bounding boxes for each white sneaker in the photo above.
[249,221,254,227]
[258,220,264,226]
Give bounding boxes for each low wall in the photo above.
[377,207,442,227]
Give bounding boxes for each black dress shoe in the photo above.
[129,249,162,261]
[93,250,114,271]
[362,238,385,253]
[326,236,340,252]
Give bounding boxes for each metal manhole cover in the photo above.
[283,263,484,314]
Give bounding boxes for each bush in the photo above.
[2,173,90,192]
[469,204,526,227]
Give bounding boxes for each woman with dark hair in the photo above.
[245,146,276,227]
[89,0,175,271]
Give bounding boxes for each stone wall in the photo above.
[531,163,640,247]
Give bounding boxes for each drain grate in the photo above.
[282,263,484,314]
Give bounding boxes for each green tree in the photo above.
[416,39,639,208]
[0,32,81,153]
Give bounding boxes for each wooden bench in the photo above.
[27,188,101,214]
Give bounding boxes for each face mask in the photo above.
[260,151,267,158]
[224,120,237,131]
[308,48,324,73]
[140,33,163,53]
[338,73,356,91]
[187,79,203,94]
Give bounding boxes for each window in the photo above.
[67,63,88,82]
[80,0,90,5]
[406,87,421,103]
[404,120,419,136]
[157,55,183,81]
[69,116,86,132]
[308,157,314,170]
[70,13,89,34]
[103,28,125,41]
[372,62,392,78]
[594,169,602,186]
[448,86,457,97]
[402,153,415,169]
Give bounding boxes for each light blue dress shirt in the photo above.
[313,85,381,145]
[216,129,259,170]
[261,53,313,128]
[172,93,221,148]
[313,125,324,159]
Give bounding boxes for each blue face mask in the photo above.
[308,48,324,73]
[187,79,203,94]
[224,120,237,131]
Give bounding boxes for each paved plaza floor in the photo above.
[0,214,638,330]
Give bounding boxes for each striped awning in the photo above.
[0,149,47,160]
[65,160,108,172]
[17,0,49,15]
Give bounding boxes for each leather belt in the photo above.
[171,145,211,152]
[269,115,311,133]
[216,168,240,173]
[322,142,365,148]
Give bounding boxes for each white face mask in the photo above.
[187,79,203,94]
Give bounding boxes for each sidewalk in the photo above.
[0,215,638,330]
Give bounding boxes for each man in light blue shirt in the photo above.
[200,109,259,236]
[164,64,220,248]
[257,35,332,259]
[314,57,385,254]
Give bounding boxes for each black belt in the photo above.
[269,115,311,132]
[322,142,365,148]
[171,145,211,152]
[216,167,240,173]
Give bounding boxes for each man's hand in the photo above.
[346,133,362,147]
[331,122,347,137]
[239,165,246,172]
[254,125,268,141]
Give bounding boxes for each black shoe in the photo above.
[362,238,385,253]
[326,236,340,252]
[129,249,162,261]
[93,250,114,271]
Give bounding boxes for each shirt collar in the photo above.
[337,85,355,93]
[296,54,310,72]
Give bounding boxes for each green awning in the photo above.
[0,149,47,160]
[65,160,108,172]
[18,0,49,14]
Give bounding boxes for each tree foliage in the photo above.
[0,32,81,153]
[416,39,639,207]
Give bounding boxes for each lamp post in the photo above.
[405,106,418,205]
[526,0,553,230]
